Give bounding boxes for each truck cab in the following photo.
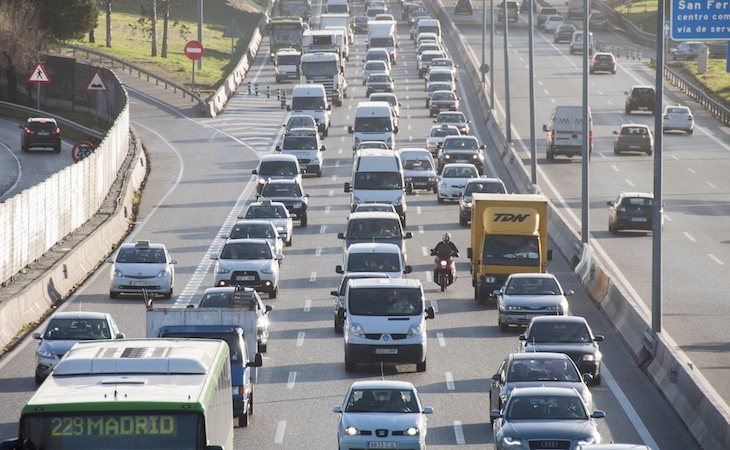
[300,52,348,106]
[274,48,301,83]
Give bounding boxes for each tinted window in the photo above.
[347,218,401,239]
[464,181,506,195]
[28,121,57,132]
[259,160,298,176]
[353,172,403,189]
[220,242,273,260]
[508,358,581,382]
[504,277,560,295]
[116,247,167,263]
[442,166,478,178]
[506,395,587,420]
[348,287,422,315]
[245,205,288,218]
[346,389,419,413]
[229,223,275,239]
[442,138,478,149]
[44,318,111,340]
[347,252,401,272]
[527,321,592,343]
[261,183,303,197]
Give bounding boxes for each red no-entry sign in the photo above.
[184,40,204,60]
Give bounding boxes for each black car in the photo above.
[553,24,576,43]
[519,315,604,385]
[589,11,609,31]
[607,192,656,234]
[437,136,485,173]
[257,179,310,226]
[454,0,473,15]
[20,117,61,153]
[613,124,653,155]
[625,85,656,114]
[428,90,460,117]
[353,16,369,34]
[590,52,616,74]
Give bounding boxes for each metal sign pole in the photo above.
[652,0,665,334]
[581,0,590,244]
[36,84,40,110]
[192,60,196,91]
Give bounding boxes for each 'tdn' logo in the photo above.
[493,213,530,222]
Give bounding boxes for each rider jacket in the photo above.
[433,241,459,259]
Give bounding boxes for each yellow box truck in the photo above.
[467,193,552,303]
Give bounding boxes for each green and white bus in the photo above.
[1,339,234,450]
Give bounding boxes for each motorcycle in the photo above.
[431,248,457,292]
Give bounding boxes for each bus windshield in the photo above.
[20,412,202,450]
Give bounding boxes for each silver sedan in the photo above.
[495,273,572,331]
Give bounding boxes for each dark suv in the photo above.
[454,0,473,15]
[589,12,609,31]
[20,117,61,153]
[257,179,309,226]
[625,85,656,114]
[607,192,657,234]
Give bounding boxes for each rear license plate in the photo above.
[130,281,150,286]
[236,275,256,281]
[630,145,641,149]
[375,348,398,355]
[38,131,49,136]
[369,442,396,449]
[631,217,647,222]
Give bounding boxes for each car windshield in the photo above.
[527,321,592,343]
[229,223,275,239]
[369,74,391,83]
[347,253,401,273]
[508,359,582,382]
[347,219,401,239]
[246,205,288,219]
[432,92,455,101]
[365,62,387,71]
[429,73,452,82]
[277,54,300,65]
[464,181,505,195]
[442,166,477,178]
[28,121,57,132]
[355,204,395,213]
[198,291,234,307]
[371,95,397,106]
[287,116,315,128]
[283,135,319,150]
[431,59,453,67]
[443,138,478,149]
[259,161,299,176]
[431,127,458,137]
[220,242,273,260]
[44,318,112,340]
[428,83,451,93]
[345,389,419,413]
[402,158,433,171]
[261,183,303,197]
[292,96,325,110]
[505,277,560,295]
[354,116,393,133]
[353,172,403,189]
[620,197,653,207]
[348,287,421,315]
[666,107,690,115]
[370,37,395,47]
[116,247,166,264]
[506,395,588,420]
[438,113,466,124]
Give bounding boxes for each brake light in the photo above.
[589,130,593,144]
[54,128,61,136]
[549,130,555,142]
[24,127,32,135]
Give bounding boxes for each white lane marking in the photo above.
[707,181,717,189]
[417,206,422,214]
[537,80,543,86]
[550,98,556,103]
[422,246,428,256]
[424,271,432,282]
[430,300,438,313]
[544,89,549,95]
[708,254,725,265]
[625,179,635,187]
[437,332,446,347]
[331,175,337,182]
[445,372,455,390]
[408,124,413,131]
[602,367,659,449]
[340,136,345,142]
[688,167,696,174]
[683,232,695,242]
[325,206,331,214]
[275,421,286,443]
[329,189,334,197]
[310,272,317,282]
[338,148,343,154]
[287,371,297,389]
[315,246,322,256]
[409,136,413,141]
[611,165,619,172]
[335,160,341,167]
[418,225,424,234]
[320,225,327,234]
[607,99,613,105]
[453,420,465,445]
[304,300,312,312]
[670,154,679,160]
[296,332,305,346]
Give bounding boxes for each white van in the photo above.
[343,278,435,372]
[569,30,595,55]
[344,148,407,225]
[348,101,398,151]
[542,105,593,160]
[338,211,412,259]
[336,243,412,279]
[287,84,332,136]
[416,18,442,43]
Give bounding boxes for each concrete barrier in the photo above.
[425,0,730,446]
[0,132,147,349]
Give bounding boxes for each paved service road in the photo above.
[0,1,702,448]
[0,117,75,201]
[451,0,730,407]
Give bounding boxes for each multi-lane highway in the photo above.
[0,0,716,448]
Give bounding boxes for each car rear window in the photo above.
[621,126,649,135]
[28,122,57,131]
[622,197,652,206]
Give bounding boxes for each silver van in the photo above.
[542,106,592,160]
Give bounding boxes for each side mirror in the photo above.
[275,145,281,151]
[606,201,614,206]
[425,306,435,319]
[106,257,114,263]
[115,332,126,339]
[337,232,345,239]
[594,335,605,342]
[330,290,339,296]
[624,91,629,95]
[286,105,291,111]
[394,126,399,134]
[564,289,575,296]
[344,182,352,192]
[490,410,502,421]
[403,265,412,274]
[422,406,434,414]
[252,169,258,174]
[248,353,263,367]
[479,144,486,149]
[612,130,619,135]
[327,104,332,111]
[466,248,473,259]
[336,265,344,274]
[321,145,326,151]
[32,332,41,340]
[170,259,178,265]
[491,373,502,382]
[333,405,343,413]
[210,255,219,260]
[518,334,527,341]
[582,372,594,383]
[591,410,606,419]
[348,125,354,134]
[493,289,502,297]
[404,231,413,239]
[276,255,284,261]
[265,305,273,312]
[304,193,310,197]
[542,124,548,132]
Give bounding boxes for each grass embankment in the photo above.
[604,0,658,34]
[68,0,267,95]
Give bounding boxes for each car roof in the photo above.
[530,315,589,324]
[510,352,573,361]
[248,200,288,208]
[443,135,478,142]
[264,178,301,185]
[233,219,275,227]
[349,278,422,288]
[347,242,402,252]
[430,124,460,131]
[260,154,299,162]
[347,211,401,220]
[466,177,502,184]
[118,241,166,250]
[631,84,655,90]
[442,163,478,169]
[50,311,110,320]
[619,191,654,199]
[509,386,582,397]
[399,148,431,156]
[507,273,558,280]
[286,127,318,136]
[202,286,238,294]
[27,117,57,124]
[224,238,271,245]
[349,380,416,390]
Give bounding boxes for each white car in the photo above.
[333,380,433,450]
[662,105,694,134]
[225,219,284,260]
[543,14,565,32]
[242,200,294,246]
[212,238,283,298]
[494,273,573,331]
[108,240,177,298]
[436,163,479,202]
[362,60,390,85]
[426,124,461,155]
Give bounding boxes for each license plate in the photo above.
[236,275,256,281]
[130,281,150,286]
[369,442,396,449]
[38,131,49,135]
[375,348,398,355]
[631,217,647,222]
[630,145,641,149]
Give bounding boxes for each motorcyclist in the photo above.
[432,233,459,284]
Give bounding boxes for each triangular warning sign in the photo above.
[86,70,108,91]
[28,62,51,83]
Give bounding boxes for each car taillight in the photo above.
[24,127,32,135]
[54,128,61,135]
[589,130,593,144]
[549,130,555,142]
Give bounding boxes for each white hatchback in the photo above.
[662,105,694,134]
[436,163,479,202]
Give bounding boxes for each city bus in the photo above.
[0,339,233,450]
[269,16,307,58]
[275,0,312,21]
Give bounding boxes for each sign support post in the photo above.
[27,62,51,110]
[184,40,205,91]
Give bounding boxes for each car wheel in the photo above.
[592,374,602,385]
[335,319,343,334]
[625,106,631,114]
[35,372,44,386]
[110,291,119,299]
[238,404,249,427]
[316,167,323,177]
[54,144,61,153]
[21,144,28,152]
[688,129,693,135]
[286,237,292,247]
[437,196,444,204]
[259,342,267,353]
[163,289,173,299]
[416,360,427,372]
[646,149,653,156]
[610,222,618,235]
[323,127,329,138]
[433,186,438,194]
[269,286,278,299]
[614,146,620,155]
[345,358,354,372]
[547,148,555,161]
[459,215,468,227]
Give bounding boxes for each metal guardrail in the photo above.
[663,65,730,125]
[64,44,206,109]
[0,101,104,140]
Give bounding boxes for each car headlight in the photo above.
[501,436,522,446]
[472,154,479,159]
[404,427,419,436]
[156,269,169,278]
[349,323,365,337]
[439,182,447,189]
[293,202,303,208]
[428,177,437,182]
[581,354,596,361]
[577,437,596,445]
[37,348,56,359]
[393,195,403,206]
[407,323,423,337]
[261,267,274,274]
[113,269,123,277]
[344,426,360,436]
[505,305,521,311]
[276,226,285,232]
[216,268,230,274]
[444,154,452,159]
[485,276,497,283]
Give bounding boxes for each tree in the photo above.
[0,0,46,102]
[37,0,98,42]
[161,0,169,58]
[150,0,157,57]
[106,0,112,47]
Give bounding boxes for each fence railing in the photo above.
[663,65,730,125]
